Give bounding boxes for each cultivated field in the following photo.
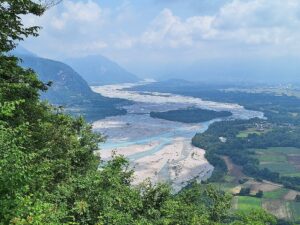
[236,128,269,138]
[215,157,300,223]
[254,147,300,177]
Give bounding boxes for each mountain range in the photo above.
[149,58,300,85]
[65,55,140,85]
[12,47,129,121]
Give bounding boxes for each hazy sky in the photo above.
[22,0,300,79]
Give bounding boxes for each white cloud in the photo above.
[22,0,109,57]
[138,0,300,49]
[114,36,137,49]
[211,0,300,45]
[64,0,103,23]
[140,9,215,48]
[50,17,65,30]
[21,0,300,61]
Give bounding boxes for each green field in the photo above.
[224,175,235,183]
[237,196,262,210]
[258,154,286,163]
[214,182,237,192]
[256,147,300,154]
[237,128,264,138]
[263,188,289,199]
[236,190,300,222]
[253,147,300,177]
[216,153,300,222]
[225,87,300,99]
[289,202,300,223]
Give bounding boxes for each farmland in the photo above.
[237,127,270,138]
[254,147,300,177]
[213,157,300,223]
[236,196,262,210]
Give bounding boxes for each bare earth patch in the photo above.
[232,196,239,210]
[284,190,300,201]
[287,154,300,169]
[262,200,292,220]
[132,139,184,185]
[170,144,214,192]
[98,141,161,160]
[222,156,244,181]
[129,139,214,192]
[230,186,242,195]
[246,180,282,193]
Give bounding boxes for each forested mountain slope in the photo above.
[15,53,126,120]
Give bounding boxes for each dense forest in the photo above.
[150,108,232,123]
[0,1,279,224]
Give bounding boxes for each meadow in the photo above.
[254,147,300,177]
[236,128,269,138]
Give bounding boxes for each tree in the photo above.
[295,194,300,202]
[239,187,251,196]
[232,210,277,225]
[255,190,264,198]
[0,0,45,53]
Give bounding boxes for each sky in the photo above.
[22,0,300,82]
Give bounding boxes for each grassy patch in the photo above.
[224,175,235,183]
[237,196,262,211]
[253,147,300,177]
[260,147,300,154]
[289,202,300,223]
[264,188,290,200]
[260,163,299,176]
[258,154,287,163]
[285,173,300,178]
[213,182,237,192]
[237,128,263,138]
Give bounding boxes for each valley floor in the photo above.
[98,138,213,192]
[92,82,262,192]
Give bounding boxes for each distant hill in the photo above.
[152,58,300,85]
[14,52,127,121]
[65,55,140,85]
[10,45,37,57]
[20,55,96,104]
[128,79,234,93]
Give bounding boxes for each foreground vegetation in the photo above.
[0,1,278,224]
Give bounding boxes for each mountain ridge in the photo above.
[65,54,140,85]
[13,49,127,121]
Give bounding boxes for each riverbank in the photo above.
[92,82,262,191]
